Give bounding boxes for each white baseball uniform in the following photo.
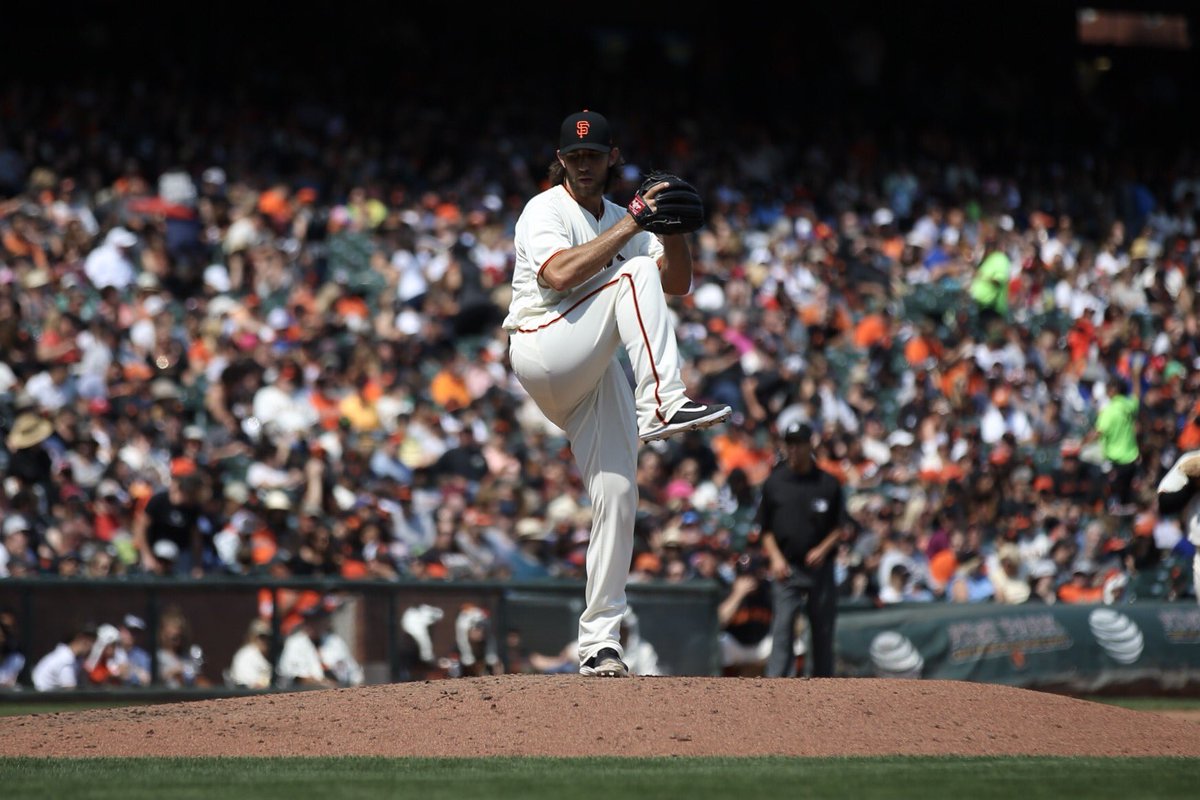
[1156,451,1200,604]
[504,183,692,661]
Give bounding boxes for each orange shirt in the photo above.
[1,230,47,268]
[882,236,904,261]
[800,304,851,337]
[93,512,121,543]
[39,328,81,363]
[430,369,471,411]
[310,391,342,431]
[1057,582,1104,604]
[905,335,942,367]
[258,587,323,636]
[334,295,370,321]
[938,361,969,401]
[928,549,959,588]
[712,435,773,484]
[1066,323,1094,365]
[1179,423,1200,451]
[187,338,212,370]
[815,457,848,485]
[250,528,278,566]
[1178,401,1200,450]
[87,659,117,686]
[338,393,380,432]
[853,314,889,349]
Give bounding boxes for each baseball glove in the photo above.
[627,171,705,234]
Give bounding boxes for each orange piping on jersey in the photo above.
[536,250,568,288]
[515,277,621,333]
[513,274,667,423]
[621,272,667,423]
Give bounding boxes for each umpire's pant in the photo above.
[766,571,838,678]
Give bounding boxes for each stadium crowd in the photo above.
[2,55,1200,686]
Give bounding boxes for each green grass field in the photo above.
[0,700,166,717]
[0,756,1197,800]
[1086,696,1200,711]
[2,697,1197,799]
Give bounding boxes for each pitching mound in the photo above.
[2,676,1198,758]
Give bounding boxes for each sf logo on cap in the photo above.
[575,121,591,138]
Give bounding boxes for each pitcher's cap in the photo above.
[559,110,612,154]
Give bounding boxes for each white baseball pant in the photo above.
[509,256,689,659]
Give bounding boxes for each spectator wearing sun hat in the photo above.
[5,412,55,492]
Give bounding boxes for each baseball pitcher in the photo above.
[503,110,730,676]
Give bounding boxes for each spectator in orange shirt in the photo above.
[430,350,472,412]
[904,316,943,368]
[1066,318,1095,371]
[1177,399,1200,452]
[83,624,122,686]
[257,556,323,637]
[248,490,296,567]
[1,208,48,269]
[35,308,83,366]
[852,306,890,351]
[338,373,381,432]
[1056,560,1105,604]
[307,371,344,432]
[711,422,773,484]
[91,479,130,543]
[333,291,370,329]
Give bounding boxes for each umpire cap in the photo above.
[783,421,814,443]
[559,110,612,154]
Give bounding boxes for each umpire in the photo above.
[758,421,848,678]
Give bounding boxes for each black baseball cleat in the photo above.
[579,647,629,678]
[640,401,732,443]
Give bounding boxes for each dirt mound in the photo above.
[2,676,1198,758]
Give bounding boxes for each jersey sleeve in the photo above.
[643,231,665,262]
[523,203,573,284]
[616,226,665,264]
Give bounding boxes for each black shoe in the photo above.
[579,647,629,677]
[640,401,732,443]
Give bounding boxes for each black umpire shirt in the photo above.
[757,460,847,583]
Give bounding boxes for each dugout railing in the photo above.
[0,576,723,689]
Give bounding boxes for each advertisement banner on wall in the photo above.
[837,602,1200,691]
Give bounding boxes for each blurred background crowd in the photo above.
[2,7,1200,686]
